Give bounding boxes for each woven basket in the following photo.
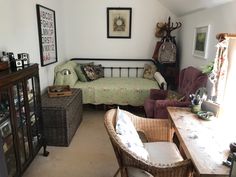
[41,89,83,146]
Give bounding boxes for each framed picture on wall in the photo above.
[192,25,210,59]
[36,4,58,66]
[107,7,132,38]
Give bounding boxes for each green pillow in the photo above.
[75,64,88,82]
[74,62,94,82]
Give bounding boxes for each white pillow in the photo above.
[154,72,167,90]
[116,107,149,160]
[116,107,143,147]
[117,134,149,160]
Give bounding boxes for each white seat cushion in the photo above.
[127,142,183,177]
[144,142,183,164]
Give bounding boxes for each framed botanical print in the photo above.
[193,25,210,59]
[107,8,132,38]
[36,4,58,66]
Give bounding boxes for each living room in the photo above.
[0,0,236,177]
[0,0,234,91]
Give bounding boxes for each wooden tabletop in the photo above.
[167,107,232,177]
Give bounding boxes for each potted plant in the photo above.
[189,88,207,113]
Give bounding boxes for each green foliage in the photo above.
[202,61,214,74]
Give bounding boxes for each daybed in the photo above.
[54,58,164,106]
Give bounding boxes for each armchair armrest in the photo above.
[154,100,190,119]
[149,89,168,100]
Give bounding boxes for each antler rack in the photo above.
[156,16,182,39]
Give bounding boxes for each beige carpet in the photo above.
[23,107,120,177]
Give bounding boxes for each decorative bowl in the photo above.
[197,111,214,121]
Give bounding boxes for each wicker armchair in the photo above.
[104,109,193,177]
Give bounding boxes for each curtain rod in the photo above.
[216,33,236,41]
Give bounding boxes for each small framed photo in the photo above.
[193,25,210,59]
[36,4,58,66]
[107,7,132,38]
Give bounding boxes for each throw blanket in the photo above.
[74,77,159,106]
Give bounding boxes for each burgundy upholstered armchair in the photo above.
[144,66,208,118]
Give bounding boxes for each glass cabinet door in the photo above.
[13,83,30,169]
[27,76,42,154]
[0,88,17,177]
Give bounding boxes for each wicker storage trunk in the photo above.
[41,89,83,146]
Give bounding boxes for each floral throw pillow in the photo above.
[115,107,149,160]
[143,64,157,80]
[82,64,104,81]
[93,64,104,78]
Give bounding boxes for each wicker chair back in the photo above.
[104,109,193,177]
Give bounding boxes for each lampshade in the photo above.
[61,69,71,75]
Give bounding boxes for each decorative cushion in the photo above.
[143,64,157,80]
[154,72,167,90]
[82,64,104,81]
[116,107,149,160]
[127,141,184,177]
[74,65,88,82]
[74,62,94,82]
[167,90,185,101]
[93,64,104,78]
[117,134,149,160]
[82,64,97,81]
[144,142,183,164]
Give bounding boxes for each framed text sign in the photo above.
[36,4,58,66]
[107,8,132,38]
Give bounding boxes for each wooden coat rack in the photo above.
[153,17,182,90]
[156,17,182,41]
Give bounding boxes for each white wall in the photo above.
[0,0,66,91]
[61,0,176,59]
[178,1,236,70]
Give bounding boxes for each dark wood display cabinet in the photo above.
[0,64,48,177]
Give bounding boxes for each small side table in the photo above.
[41,89,83,146]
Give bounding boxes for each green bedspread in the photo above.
[74,77,159,106]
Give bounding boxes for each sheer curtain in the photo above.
[219,38,236,120]
[210,38,229,103]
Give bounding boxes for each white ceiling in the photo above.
[158,0,236,17]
